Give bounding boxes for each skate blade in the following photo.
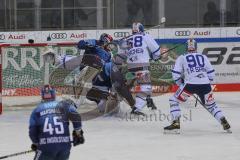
[224,129,232,134]
[163,129,180,134]
[129,113,147,119]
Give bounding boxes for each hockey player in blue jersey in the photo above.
[43,33,136,113]
[164,39,231,133]
[29,85,84,160]
[86,52,136,113]
[76,33,135,112]
[79,38,135,113]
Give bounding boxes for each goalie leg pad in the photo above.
[74,66,100,98]
[104,95,120,115]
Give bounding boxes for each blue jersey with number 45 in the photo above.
[29,100,81,151]
[172,52,215,84]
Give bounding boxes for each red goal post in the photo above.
[0,42,77,114]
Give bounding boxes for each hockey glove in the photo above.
[175,78,184,87]
[72,129,85,146]
[151,49,161,61]
[31,143,38,151]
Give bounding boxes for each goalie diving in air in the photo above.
[42,33,135,116]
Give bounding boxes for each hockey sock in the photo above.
[205,102,224,123]
[169,98,181,121]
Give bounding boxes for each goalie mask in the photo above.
[186,38,197,52]
[41,85,56,101]
[132,22,144,34]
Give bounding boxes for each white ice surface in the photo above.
[0,92,240,160]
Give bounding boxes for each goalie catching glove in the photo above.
[72,129,85,146]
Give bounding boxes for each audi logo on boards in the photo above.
[236,29,240,35]
[0,34,5,40]
[50,33,67,39]
[175,30,191,36]
[114,32,130,38]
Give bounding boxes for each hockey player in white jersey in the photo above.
[164,38,231,133]
[125,22,161,115]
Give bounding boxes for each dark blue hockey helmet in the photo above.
[132,22,144,34]
[41,85,56,101]
[99,33,113,46]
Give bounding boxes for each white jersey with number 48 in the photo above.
[126,33,160,69]
[172,52,215,84]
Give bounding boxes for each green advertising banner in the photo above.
[150,43,185,85]
[2,43,185,96]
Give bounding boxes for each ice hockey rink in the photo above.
[0,92,240,160]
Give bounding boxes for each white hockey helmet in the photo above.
[132,22,144,34]
[186,38,197,52]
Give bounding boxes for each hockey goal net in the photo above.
[0,42,86,114]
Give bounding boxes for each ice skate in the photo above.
[130,107,146,117]
[164,119,180,134]
[220,117,232,133]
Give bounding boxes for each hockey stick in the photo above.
[192,94,204,107]
[0,141,80,160]
[117,17,166,42]
[160,43,184,56]
[0,150,34,159]
[194,95,199,107]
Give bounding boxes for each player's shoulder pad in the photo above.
[57,100,78,115]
